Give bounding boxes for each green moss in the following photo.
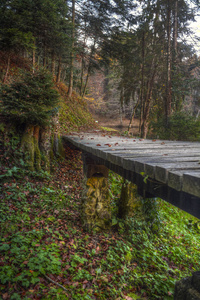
[50,135,54,160]
[21,126,43,172]
[101,126,118,132]
[57,135,65,158]
[21,129,35,171]
[34,137,41,171]
[43,154,50,172]
[0,123,5,133]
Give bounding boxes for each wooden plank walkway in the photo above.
[63,132,200,219]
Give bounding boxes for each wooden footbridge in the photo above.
[63,132,200,220]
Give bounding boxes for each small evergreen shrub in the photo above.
[0,68,59,127]
[150,111,200,141]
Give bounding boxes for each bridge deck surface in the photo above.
[63,132,200,219]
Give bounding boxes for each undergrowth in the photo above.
[0,137,200,300]
[56,82,97,134]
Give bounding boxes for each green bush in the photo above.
[0,68,59,127]
[150,111,200,141]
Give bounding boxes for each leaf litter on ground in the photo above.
[0,144,200,300]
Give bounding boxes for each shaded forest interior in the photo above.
[1,0,200,299]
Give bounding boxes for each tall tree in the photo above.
[67,0,75,97]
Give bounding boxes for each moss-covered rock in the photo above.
[82,176,111,231]
[118,181,142,218]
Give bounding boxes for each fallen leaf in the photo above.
[96,144,101,146]
[83,280,88,284]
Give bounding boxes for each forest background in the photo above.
[1,0,200,299]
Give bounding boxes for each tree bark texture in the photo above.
[165,0,172,124]
[68,0,75,97]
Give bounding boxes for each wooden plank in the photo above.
[136,158,200,179]
[183,171,200,197]
[155,162,200,184]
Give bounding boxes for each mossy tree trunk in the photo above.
[21,125,36,171]
[20,117,62,172]
[33,126,41,171]
[40,126,52,172]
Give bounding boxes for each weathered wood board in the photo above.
[63,132,200,219]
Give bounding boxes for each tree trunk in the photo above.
[139,32,145,135]
[43,45,47,67]
[68,0,75,97]
[173,0,178,56]
[173,0,180,110]
[56,56,62,83]
[128,95,140,133]
[51,51,56,76]
[40,126,52,172]
[119,87,124,127]
[103,67,109,101]
[80,56,85,95]
[81,68,90,98]
[81,41,96,98]
[20,125,42,171]
[21,125,35,171]
[3,54,11,83]
[32,40,36,72]
[165,0,172,124]
[141,59,157,138]
[33,126,41,171]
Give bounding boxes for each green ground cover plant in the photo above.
[0,139,200,299]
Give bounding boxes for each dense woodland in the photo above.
[1,0,200,138]
[1,1,200,299]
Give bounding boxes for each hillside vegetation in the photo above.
[1,141,200,300]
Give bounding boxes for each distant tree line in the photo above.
[0,0,200,138]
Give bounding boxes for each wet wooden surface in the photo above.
[63,132,200,219]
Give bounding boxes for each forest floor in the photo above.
[92,114,140,136]
[1,135,200,300]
